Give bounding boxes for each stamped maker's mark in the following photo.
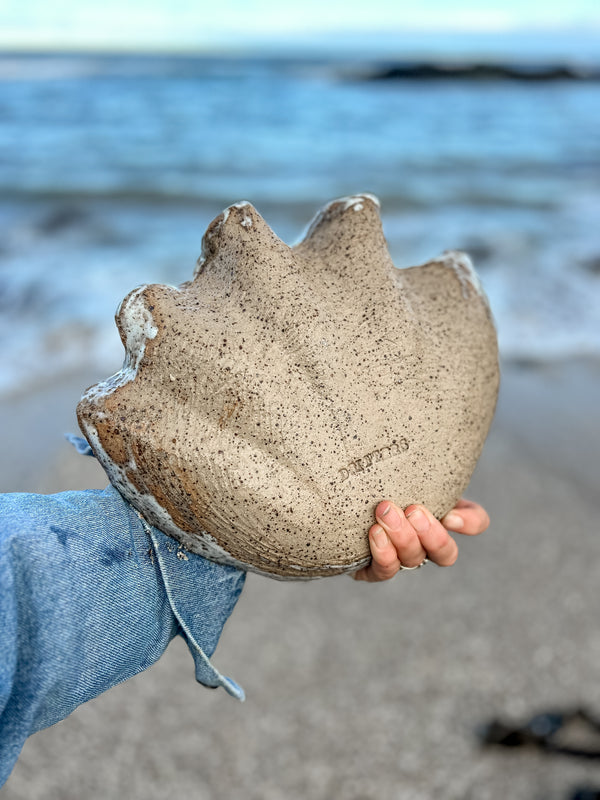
[338,438,409,482]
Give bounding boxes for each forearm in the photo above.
[0,486,245,786]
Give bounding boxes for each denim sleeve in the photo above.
[0,486,246,787]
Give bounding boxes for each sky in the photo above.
[1,0,600,51]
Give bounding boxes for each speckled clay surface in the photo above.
[77,194,499,578]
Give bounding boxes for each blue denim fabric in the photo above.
[0,483,246,787]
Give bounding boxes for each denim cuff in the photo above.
[143,519,246,700]
[65,434,246,699]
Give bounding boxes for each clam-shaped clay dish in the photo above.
[78,194,499,579]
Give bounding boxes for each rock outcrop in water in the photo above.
[361,62,599,82]
[77,194,499,578]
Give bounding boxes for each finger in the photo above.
[405,504,458,566]
[441,499,490,536]
[353,523,401,582]
[375,501,426,568]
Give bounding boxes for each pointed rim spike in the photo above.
[194,200,281,277]
[294,193,382,248]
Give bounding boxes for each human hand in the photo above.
[352,499,489,582]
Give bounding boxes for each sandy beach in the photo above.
[1,358,599,799]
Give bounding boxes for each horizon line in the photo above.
[1,23,599,55]
[0,32,600,62]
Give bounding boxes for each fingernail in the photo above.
[377,503,401,528]
[406,507,429,532]
[443,513,464,530]
[371,526,389,550]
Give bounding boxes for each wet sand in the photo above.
[1,359,600,799]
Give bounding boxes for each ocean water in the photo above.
[0,51,599,396]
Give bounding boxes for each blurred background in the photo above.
[1,1,600,799]
[1,3,600,396]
